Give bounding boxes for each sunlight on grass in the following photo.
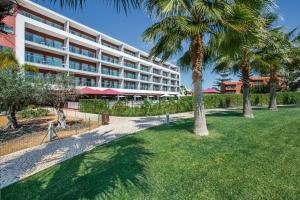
[2,107,300,200]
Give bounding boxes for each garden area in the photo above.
[0,108,99,156]
[79,92,300,116]
[2,107,300,199]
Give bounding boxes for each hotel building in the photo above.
[0,0,181,96]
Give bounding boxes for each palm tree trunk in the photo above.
[56,107,67,129]
[242,59,254,118]
[6,106,18,129]
[269,72,277,110]
[191,34,208,136]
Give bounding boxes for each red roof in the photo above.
[99,89,123,95]
[79,87,103,95]
[203,88,220,94]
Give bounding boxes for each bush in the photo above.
[79,92,300,116]
[18,108,49,118]
[79,99,109,114]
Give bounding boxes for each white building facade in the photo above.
[1,0,181,96]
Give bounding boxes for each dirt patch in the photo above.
[0,115,100,156]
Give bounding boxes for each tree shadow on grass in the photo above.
[206,111,243,118]
[2,137,152,200]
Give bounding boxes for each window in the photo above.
[0,24,14,34]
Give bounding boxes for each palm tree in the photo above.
[143,1,259,136]
[251,28,300,110]
[213,1,275,118]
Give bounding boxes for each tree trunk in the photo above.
[269,72,277,110]
[191,34,208,136]
[241,59,254,118]
[6,106,18,129]
[56,107,67,129]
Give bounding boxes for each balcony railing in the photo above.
[69,46,96,58]
[70,29,95,42]
[101,81,119,88]
[101,55,120,64]
[124,84,137,89]
[75,80,96,87]
[140,66,150,72]
[140,76,149,81]
[124,50,136,57]
[25,52,63,67]
[102,42,120,51]
[25,32,63,50]
[124,73,137,79]
[140,85,149,90]
[82,65,96,73]
[153,79,160,83]
[101,69,119,77]
[153,70,161,75]
[124,62,137,69]
[21,11,64,30]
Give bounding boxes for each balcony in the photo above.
[124,73,137,80]
[25,52,63,67]
[70,29,96,42]
[163,73,169,77]
[124,49,136,57]
[124,84,137,90]
[153,70,161,75]
[140,76,149,81]
[101,68,119,77]
[102,81,119,88]
[101,55,120,65]
[25,32,63,50]
[102,41,120,51]
[140,84,149,90]
[69,46,96,58]
[140,66,150,72]
[153,79,161,83]
[75,80,96,87]
[21,11,64,30]
[124,62,137,69]
[69,61,96,73]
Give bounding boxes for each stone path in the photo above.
[0,109,229,189]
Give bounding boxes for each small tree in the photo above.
[42,72,77,129]
[213,69,232,90]
[0,51,42,129]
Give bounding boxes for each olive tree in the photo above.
[0,54,42,129]
[42,72,78,129]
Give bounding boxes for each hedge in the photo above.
[79,92,300,116]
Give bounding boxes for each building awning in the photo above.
[99,89,123,95]
[79,87,103,95]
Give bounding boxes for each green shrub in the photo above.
[18,108,49,118]
[79,92,300,116]
[79,99,109,113]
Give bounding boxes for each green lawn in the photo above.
[2,107,300,200]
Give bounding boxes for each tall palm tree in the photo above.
[143,0,258,136]
[213,1,275,118]
[251,28,300,110]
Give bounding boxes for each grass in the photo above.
[1,107,300,200]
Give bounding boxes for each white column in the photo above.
[64,20,70,32]
[96,34,102,43]
[64,38,69,70]
[15,15,25,65]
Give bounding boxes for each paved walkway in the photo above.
[0,109,229,189]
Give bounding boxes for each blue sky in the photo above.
[33,0,300,89]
